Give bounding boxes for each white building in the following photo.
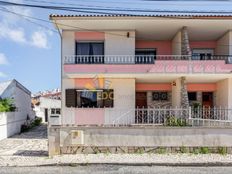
[32,90,61,123]
[0,79,35,140]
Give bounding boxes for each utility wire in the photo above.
[1,0,232,14]
[0,6,58,33]
[1,7,232,47]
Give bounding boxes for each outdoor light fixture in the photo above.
[127,32,130,38]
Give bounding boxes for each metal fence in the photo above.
[112,107,232,127]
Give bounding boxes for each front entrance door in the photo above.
[136,92,147,108]
[202,92,213,108]
[45,108,48,122]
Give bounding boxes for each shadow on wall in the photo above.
[9,124,48,140]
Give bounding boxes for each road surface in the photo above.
[0,165,232,174]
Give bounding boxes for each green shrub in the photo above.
[21,117,42,133]
[218,147,227,155]
[0,98,16,112]
[157,147,166,154]
[166,116,188,127]
[33,117,42,126]
[193,148,200,154]
[180,146,188,153]
[200,147,209,154]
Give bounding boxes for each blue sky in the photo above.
[1,0,232,93]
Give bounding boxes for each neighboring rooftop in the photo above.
[0,79,31,97]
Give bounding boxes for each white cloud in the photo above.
[0,0,51,49]
[0,53,9,65]
[0,24,26,44]
[31,31,49,49]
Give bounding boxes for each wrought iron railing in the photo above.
[64,55,232,64]
[111,107,232,127]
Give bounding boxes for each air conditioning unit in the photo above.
[49,114,61,126]
[70,130,84,145]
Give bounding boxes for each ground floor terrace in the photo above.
[62,75,232,126]
[47,75,232,156]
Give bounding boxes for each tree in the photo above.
[0,98,16,112]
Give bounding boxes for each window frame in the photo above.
[76,89,114,108]
[152,91,168,101]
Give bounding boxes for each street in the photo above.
[1,166,232,174]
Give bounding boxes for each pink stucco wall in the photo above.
[75,32,105,41]
[190,41,217,49]
[187,84,217,92]
[75,108,105,125]
[136,83,172,91]
[64,60,232,74]
[136,40,172,55]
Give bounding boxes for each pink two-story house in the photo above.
[49,13,232,156]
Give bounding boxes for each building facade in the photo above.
[32,90,61,123]
[49,14,232,156]
[0,79,35,140]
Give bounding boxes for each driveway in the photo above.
[0,124,48,157]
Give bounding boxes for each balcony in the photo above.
[63,55,232,75]
[64,55,232,65]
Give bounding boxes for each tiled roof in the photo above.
[50,13,232,19]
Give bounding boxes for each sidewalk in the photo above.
[1,154,232,167]
[1,125,232,167]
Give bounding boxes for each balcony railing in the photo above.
[64,55,232,64]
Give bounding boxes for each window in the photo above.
[76,89,113,108]
[51,108,61,115]
[75,42,104,63]
[152,92,168,101]
[188,92,197,101]
[66,89,114,108]
[135,49,156,64]
[192,49,214,60]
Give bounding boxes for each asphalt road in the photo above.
[1,165,232,174]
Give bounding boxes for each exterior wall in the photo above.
[171,78,181,107]
[190,41,217,50]
[105,31,135,56]
[62,78,75,125]
[63,78,135,125]
[135,40,172,55]
[64,60,232,74]
[216,78,232,110]
[136,83,171,91]
[216,31,232,56]
[172,31,181,55]
[34,97,61,123]
[57,126,232,148]
[62,31,75,64]
[75,32,104,41]
[14,84,33,119]
[0,80,34,140]
[104,78,136,124]
[187,84,217,92]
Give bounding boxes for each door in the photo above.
[136,92,147,124]
[45,108,48,122]
[202,92,213,108]
[136,92,147,108]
